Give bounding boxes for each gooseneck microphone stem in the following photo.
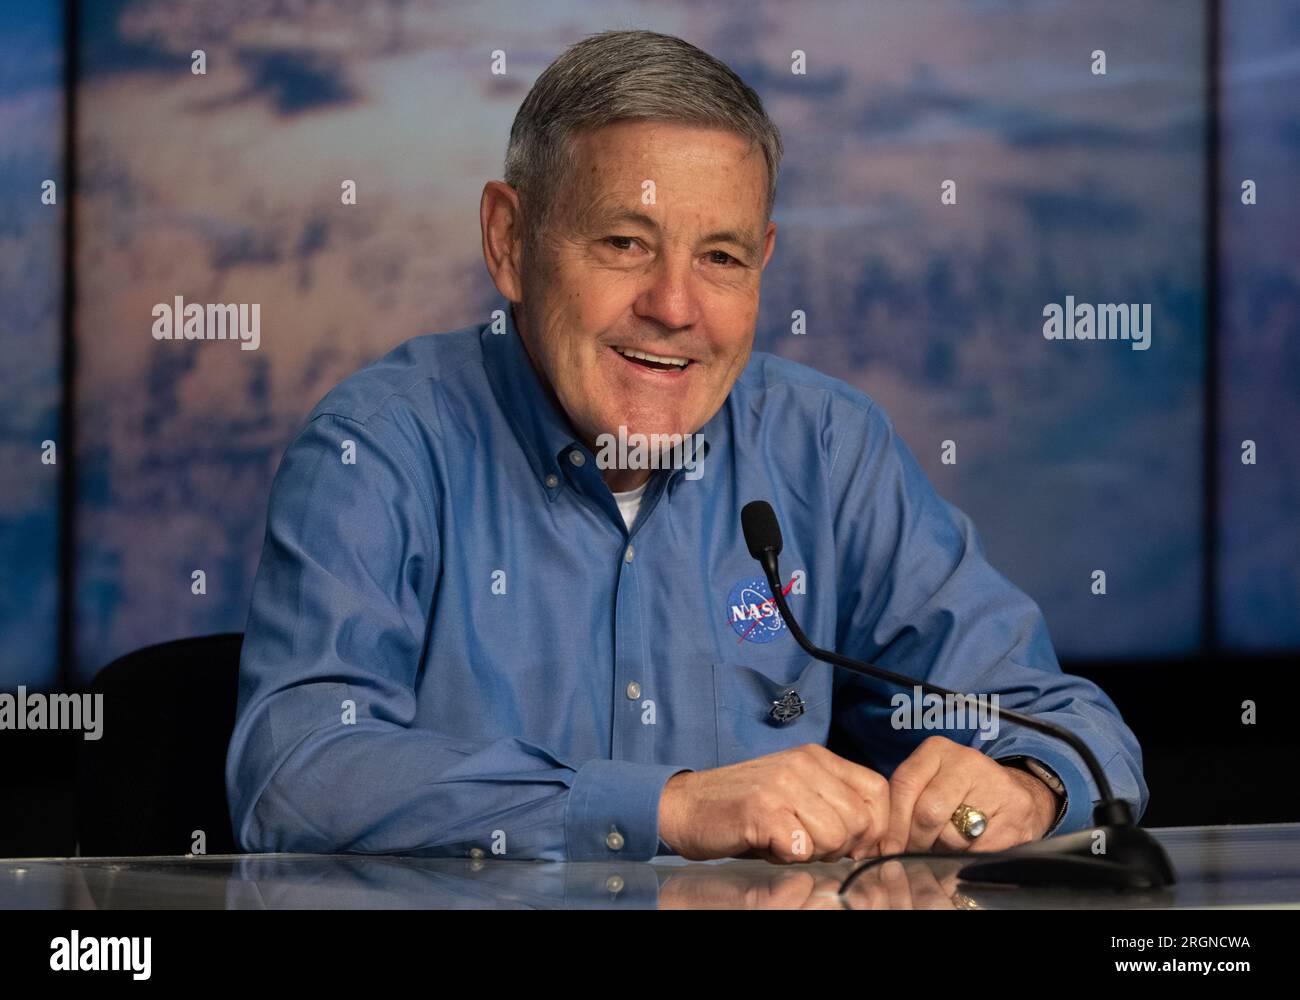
[753,549,1122,808]
[740,499,1141,825]
[742,500,1177,889]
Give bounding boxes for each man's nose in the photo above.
[632,250,700,332]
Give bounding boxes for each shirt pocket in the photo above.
[713,656,833,767]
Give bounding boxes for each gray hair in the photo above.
[503,29,783,251]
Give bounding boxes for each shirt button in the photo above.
[605,874,625,895]
[605,830,625,851]
[626,681,641,700]
[569,450,586,467]
[624,545,635,563]
[544,473,559,488]
[468,847,486,860]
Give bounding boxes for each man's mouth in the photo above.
[611,345,694,373]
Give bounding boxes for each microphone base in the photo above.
[957,824,1177,890]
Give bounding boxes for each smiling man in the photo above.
[226,29,1147,864]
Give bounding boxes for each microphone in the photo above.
[740,499,1175,890]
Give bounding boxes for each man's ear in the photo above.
[481,180,525,302]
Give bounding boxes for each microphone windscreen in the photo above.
[741,500,783,561]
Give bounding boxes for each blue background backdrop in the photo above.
[1,0,1296,690]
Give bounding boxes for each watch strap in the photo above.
[999,755,1068,833]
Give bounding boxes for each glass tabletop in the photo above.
[2,823,1298,910]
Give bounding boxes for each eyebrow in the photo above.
[594,208,761,261]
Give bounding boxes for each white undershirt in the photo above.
[611,479,650,530]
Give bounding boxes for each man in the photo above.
[226,30,1146,864]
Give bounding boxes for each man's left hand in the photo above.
[881,735,1058,855]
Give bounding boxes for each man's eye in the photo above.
[707,250,739,266]
[606,236,637,251]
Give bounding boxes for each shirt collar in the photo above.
[481,303,585,496]
[480,301,717,499]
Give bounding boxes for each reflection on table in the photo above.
[2,824,1297,910]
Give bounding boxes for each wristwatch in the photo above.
[998,755,1068,834]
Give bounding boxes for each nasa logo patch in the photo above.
[727,576,786,644]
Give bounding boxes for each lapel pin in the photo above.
[769,689,806,724]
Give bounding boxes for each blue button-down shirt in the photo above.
[226,303,1147,861]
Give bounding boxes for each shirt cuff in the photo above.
[998,756,1067,834]
[565,760,692,861]
[998,744,1095,837]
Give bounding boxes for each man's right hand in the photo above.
[657,744,890,863]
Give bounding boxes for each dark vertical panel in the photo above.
[59,0,79,690]
[1204,0,1219,653]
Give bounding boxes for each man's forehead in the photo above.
[567,154,766,258]
[576,118,758,161]
[568,123,766,203]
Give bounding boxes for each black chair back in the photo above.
[77,634,242,856]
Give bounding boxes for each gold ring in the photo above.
[950,803,988,839]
